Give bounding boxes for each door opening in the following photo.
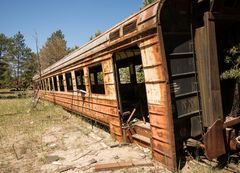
[113,46,149,123]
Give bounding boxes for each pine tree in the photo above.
[21,51,37,89]
[0,33,12,88]
[8,32,27,90]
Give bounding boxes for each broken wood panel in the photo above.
[203,119,226,160]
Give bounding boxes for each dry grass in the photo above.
[0,92,72,173]
[0,90,238,173]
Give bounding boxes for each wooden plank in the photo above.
[95,160,153,172]
[203,119,226,160]
[132,134,151,145]
[205,12,223,126]
[223,116,240,128]
[133,122,151,138]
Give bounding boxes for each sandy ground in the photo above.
[0,98,239,173]
[0,99,169,173]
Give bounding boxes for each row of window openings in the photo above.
[39,64,105,94]
[39,63,145,94]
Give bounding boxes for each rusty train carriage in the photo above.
[33,0,240,171]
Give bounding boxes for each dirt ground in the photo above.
[0,98,170,173]
[0,96,239,173]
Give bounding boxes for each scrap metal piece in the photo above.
[203,119,226,160]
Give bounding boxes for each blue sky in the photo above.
[0,0,142,52]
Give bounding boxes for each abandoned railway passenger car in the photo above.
[33,0,240,171]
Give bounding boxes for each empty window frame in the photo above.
[49,78,53,91]
[75,69,86,91]
[43,79,46,90]
[65,72,73,91]
[37,81,40,90]
[58,75,65,91]
[46,79,49,90]
[135,65,145,84]
[119,67,131,84]
[43,80,46,90]
[53,76,58,91]
[89,64,105,94]
[40,80,43,90]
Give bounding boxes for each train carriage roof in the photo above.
[33,0,239,80]
[33,0,162,80]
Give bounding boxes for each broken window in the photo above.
[65,72,73,91]
[119,67,131,84]
[135,65,145,83]
[89,64,105,94]
[41,80,43,90]
[46,79,49,90]
[75,69,86,91]
[58,75,64,91]
[49,78,53,91]
[43,80,46,90]
[53,76,58,91]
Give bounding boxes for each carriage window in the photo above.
[89,64,105,94]
[53,76,58,91]
[58,75,64,91]
[119,67,131,84]
[75,69,86,91]
[41,80,43,90]
[43,80,46,90]
[43,81,45,90]
[46,79,49,90]
[135,65,145,83]
[65,72,73,91]
[49,78,53,91]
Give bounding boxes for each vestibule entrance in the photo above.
[113,46,149,124]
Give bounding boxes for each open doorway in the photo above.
[113,46,149,123]
[215,20,240,117]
